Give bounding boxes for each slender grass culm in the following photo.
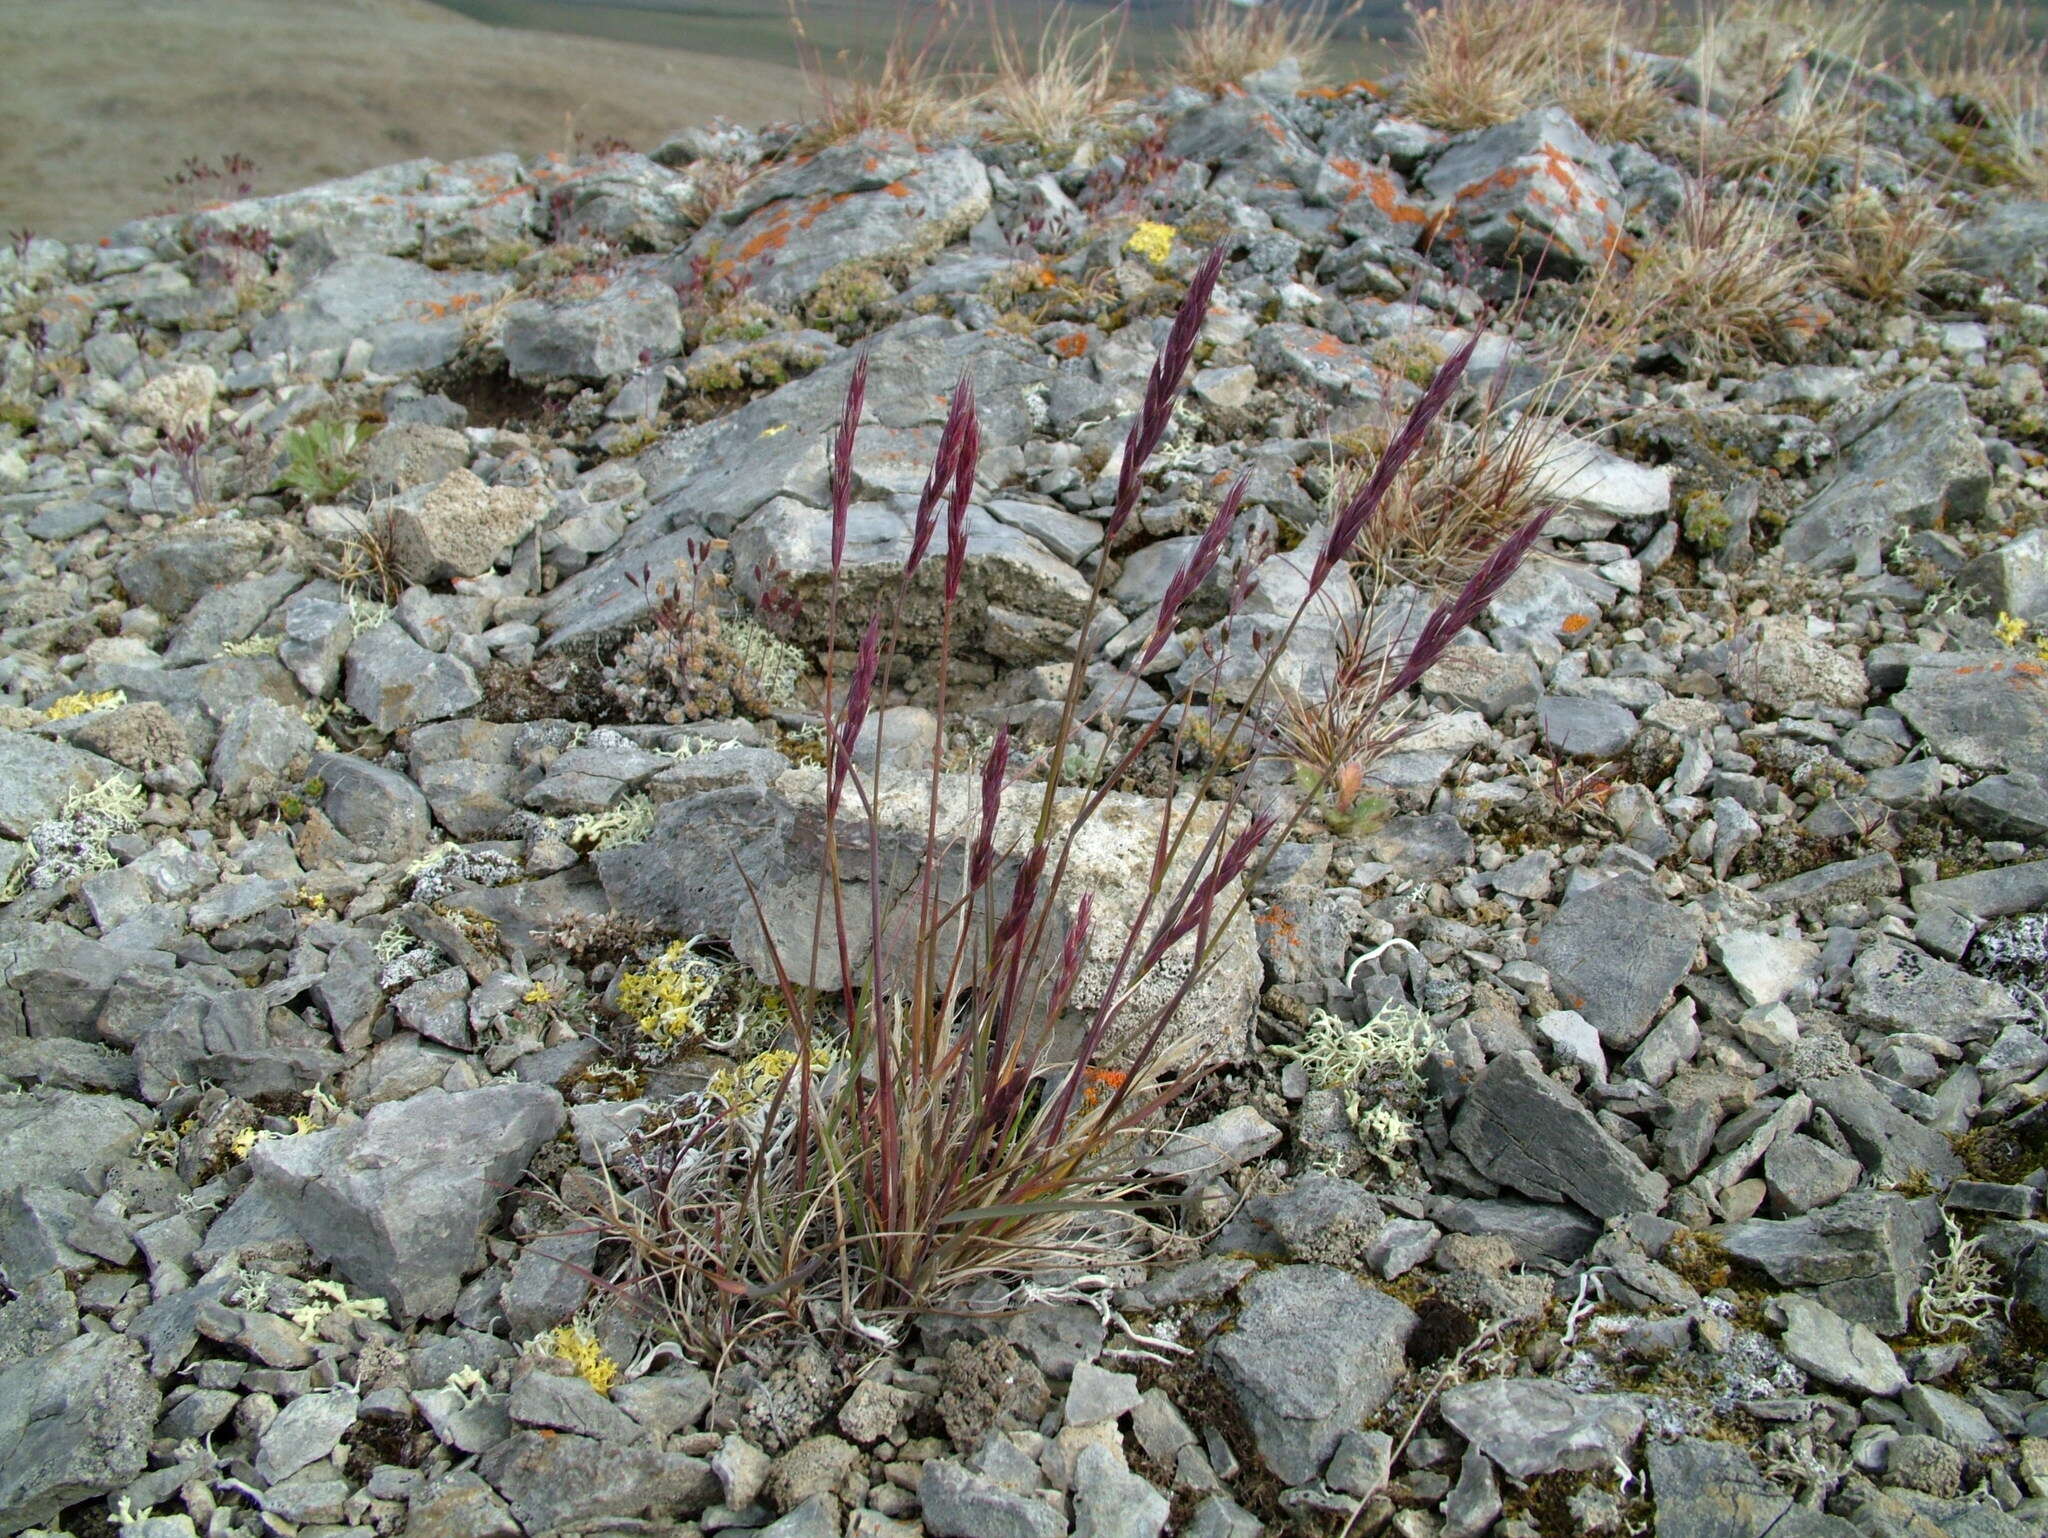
[592,243,1555,1365]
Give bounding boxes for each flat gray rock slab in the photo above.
[0,731,128,841]
[0,1333,159,1536]
[1782,384,1991,573]
[1532,871,1701,1046]
[1449,1051,1668,1217]
[1721,1191,1922,1336]
[1775,1295,1906,1397]
[1646,1436,1861,1538]
[1208,1264,1415,1486]
[248,1083,564,1322]
[1438,1379,1643,1480]
[687,133,990,309]
[251,254,510,374]
[1895,656,2048,780]
[1848,938,2019,1044]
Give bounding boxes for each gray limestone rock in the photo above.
[345,622,482,733]
[1645,1437,1859,1538]
[1782,385,1991,574]
[210,697,316,802]
[114,518,271,619]
[1895,656,2048,781]
[478,1431,717,1531]
[1072,1443,1168,1538]
[255,1386,359,1483]
[1422,107,1626,273]
[1950,200,2048,300]
[1722,1191,1924,1336]
[311,750,435,861]
[1777,1294,1907,1401]
[1208,1265,1416,1486]
[0,731,130,842]
[1848,938,2019,1044]
[918,1459,1064,1538]
[1947,772,2048,843]
[251,254,510,374]
[277,595,356,700]
[689,134,991,310]
[1450,1051,1668,1217]
[247,1083,564,1321]
[1958,527,2048,625]
[1533,871,1701,1046]
[502,274,682,383]
[1438,1378,1643,1480]
[1538,695,1638,758]
[0,1333,159,1537]
[0,1087,152,1197]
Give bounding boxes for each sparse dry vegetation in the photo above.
[1175,0,1357,92]
[980,3,1127,150]
[1588,179,1818,372]
[1817,181,1953,301]
[1399,0,1656,135]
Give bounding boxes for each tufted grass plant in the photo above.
[593,244,1553,1363]
[1175,0,1358,93]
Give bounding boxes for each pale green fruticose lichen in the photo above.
[570,793,656,852]
[290,1278,391,1341]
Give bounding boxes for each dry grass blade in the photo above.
[981,2,1128,151]
[319,502,413,607]
[1818,182,1952,302]
[1909,1,2048,193]
[1175,0,1357,93]
[790,0,971,146]
[1589,178,1817,373]
[1399,0,1656,137]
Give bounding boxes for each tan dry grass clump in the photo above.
[1588,179,1818,373]
[981,3,1128,151]
[790,0,972,147]
[1398,0,1661,138]
[1817,183,1952,302]
[1175,0,1357,93]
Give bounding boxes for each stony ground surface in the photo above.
[3,38,2048,1538]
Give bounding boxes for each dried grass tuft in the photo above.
[981,3,1128,151]
[1175,0,1357,94]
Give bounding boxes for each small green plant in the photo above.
[277,419,365,501]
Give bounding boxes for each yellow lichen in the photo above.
[706,1046,834,1115]
[616,938,719,1049]
[43,689,126,720]
[534,1320,620,1396]
[1995,610,2029,647]
[1125,221,1177,265]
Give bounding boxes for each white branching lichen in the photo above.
[1917,1210,2004,1336]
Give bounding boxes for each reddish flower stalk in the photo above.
[1139,474,1247,668]
[1381,506,1555,703]
[969,726,1010,890]
[831,353,869,575]
[909,374,975,576]
[1105,244,1226,543]
[1049,893,1092,1014]
[1137,810,1278,973]
[1309,329,1482,595]
[942,405,980,607]
[829,615,882,813]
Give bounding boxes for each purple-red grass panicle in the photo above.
[909,373,976,576]
[1310,329,1481,594]
[943,399,981,607]
[1105,244,1226,542]
[970,725,1010,890]
[829,615,882,814]
[831,353,869,575]
[1140,474,1248,668]
[1383,506,1555,702]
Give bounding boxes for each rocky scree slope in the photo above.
[3,48,2048,1538]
